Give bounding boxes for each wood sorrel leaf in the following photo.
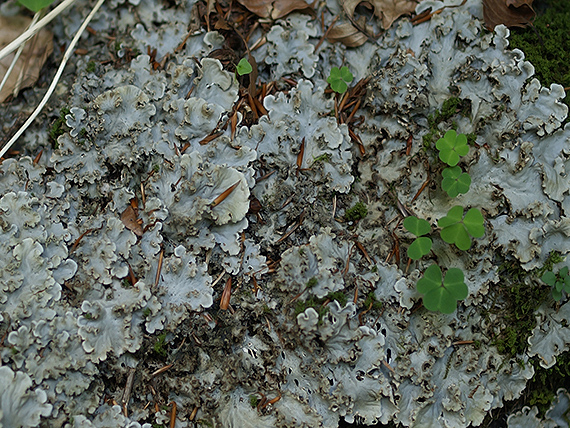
[17,0,54,12]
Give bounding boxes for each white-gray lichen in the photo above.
[1,0,570,426]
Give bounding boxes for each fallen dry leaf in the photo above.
[326,19,371,47]
[120,204,143,237]
[483,0,535,30]
[341,0,419,31]
[0,15,53,102]
[236,0,314,20]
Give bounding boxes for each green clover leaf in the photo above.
[403,216,432,260]
[542,266,570,301]
[327,66,354,94]
[408,237,433,260]
[436,130,469,166]
[403,216,431,236]
[417,264,468,314]
[17,0,55,12]
[441,166,471,198]
[438,206,484,250]
[236,58,253,76]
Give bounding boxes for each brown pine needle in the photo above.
[210,181,240,208]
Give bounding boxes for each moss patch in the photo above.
[486,253,559,358]
[345,202,368,222]
[48,107,70,148]
[509,0,570,109]
[422,97,473,150]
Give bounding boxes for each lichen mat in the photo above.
[1,0,569,427]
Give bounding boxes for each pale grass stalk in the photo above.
[0,0,105,160]
[0,0,77,62]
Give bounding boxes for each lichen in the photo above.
[2,0,570,426]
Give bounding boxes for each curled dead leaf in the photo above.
[120,204,143,237]
[0,15,53,102]
[236,0,314,20]
[341,0,419,30]
[326,18,371,47]
[483,0,535,30]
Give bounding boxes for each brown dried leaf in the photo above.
[236,0,314,20]
[0,15,53,102]
[120,205,143,237]
[326,19,370,47]
[483,0,535,30]
[341,0,419,30]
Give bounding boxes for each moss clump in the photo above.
[86,61,96,73]
[153,332,168,356]
[48,107,70,148]
[249,395,258,408]
[326,291,347,307]
[487,253,559,358]
[528,351,570,416]
[422,97,472,149]
[364,292,382,310]
[345,202,368,222]
[509,0,570,109]
[306,277,318,288]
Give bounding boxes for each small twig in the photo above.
[314,15,340,52]
[121,367,136,417]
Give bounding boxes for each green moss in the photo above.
[312,153,331,164]
[306,277,318,288]
[345,202,368,222]
[294,297,329,320]
[249,395,258,408]
[527,351,570,416]
[153,332,168,356]
[142,308,151,317]
[326,291,347,306]
[509,0,570,109]
[364,291,382,310]
[422,97,471,149]
[48,107,70,148]
[487,256,552,358]
[86,61,96,73]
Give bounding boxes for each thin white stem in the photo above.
[0,0,77,62]
[0,12,42,95]
[0,0,105,160]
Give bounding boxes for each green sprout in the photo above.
[417,264,468,314]
[436,130,469,166]
[438,206,485,250]
[327,66,353,94]
[542,266,570,301]
[345,202,367,222]
[249,395,258,408]
[236,58,253,76]
[17,0,55,12]
[403,216,433,260]
[441,166,471,198]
